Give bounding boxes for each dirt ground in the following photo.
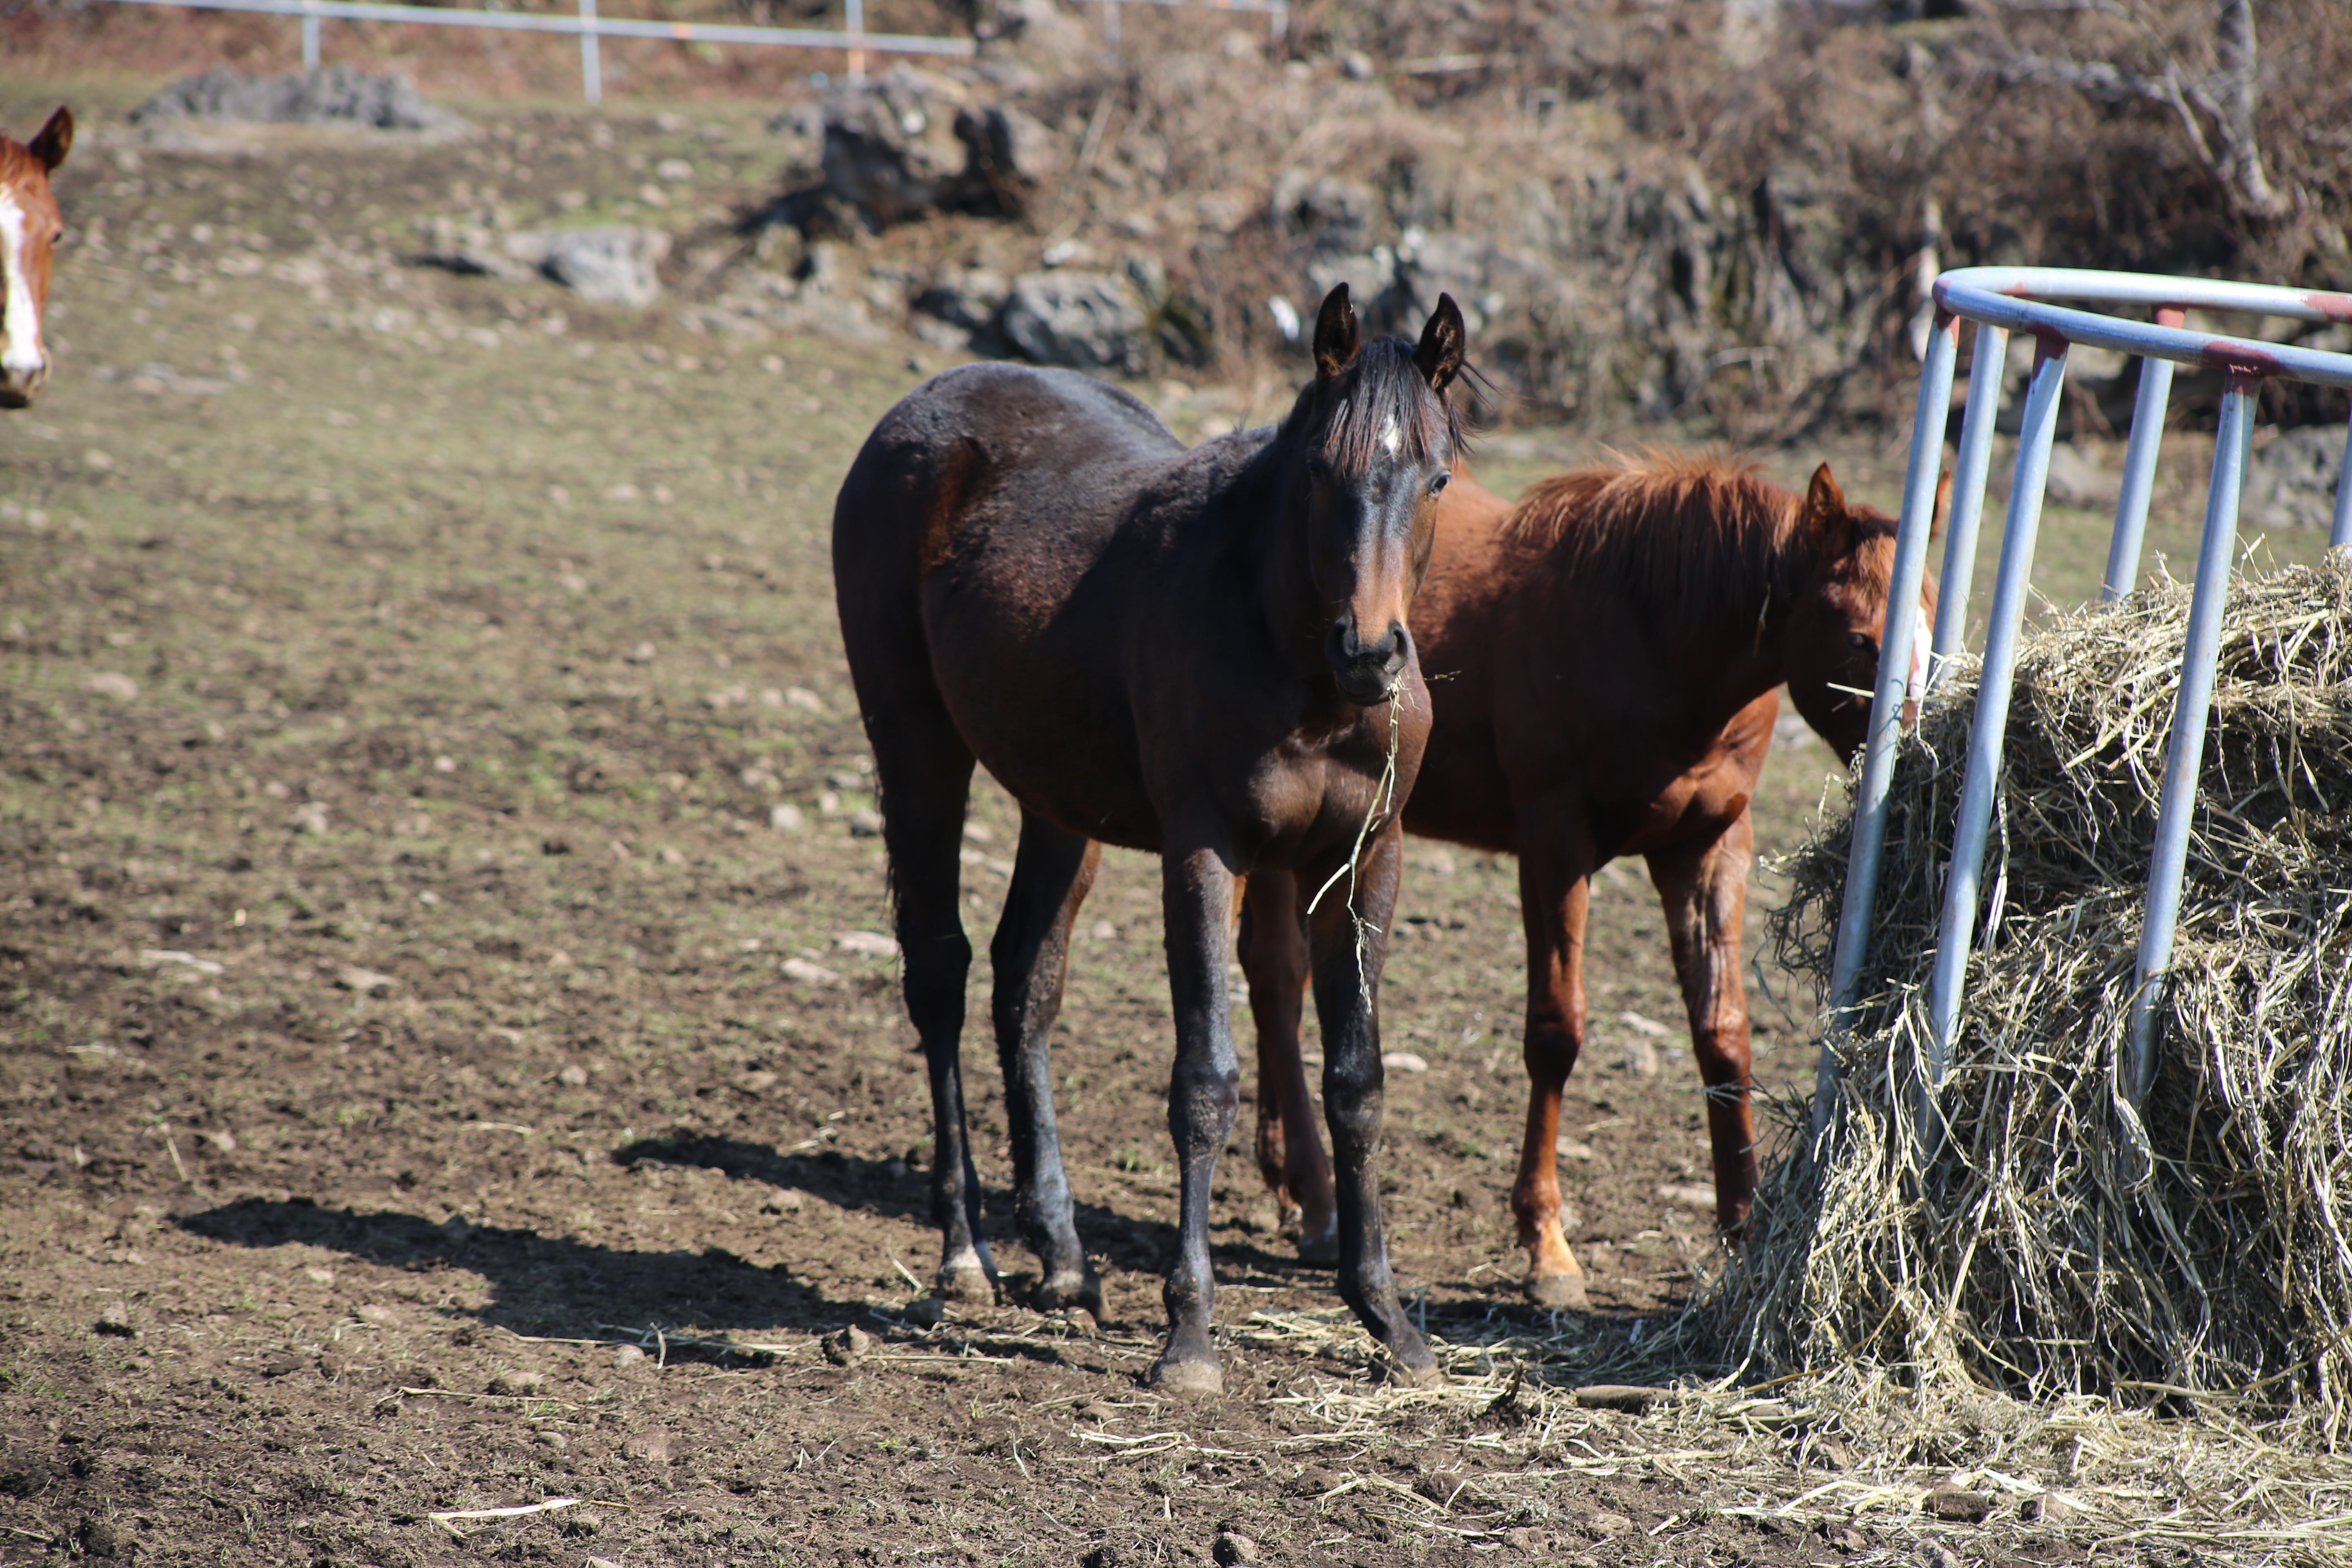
[2,77,2329,1568]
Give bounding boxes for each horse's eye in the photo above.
[1848,632,1878,656]
[1305,455,1331,483]
[1429,471,1450,495]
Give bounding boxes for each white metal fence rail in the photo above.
[1817,265,2352,1149]
[104,0,1288,102]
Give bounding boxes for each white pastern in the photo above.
[0,189,42,385]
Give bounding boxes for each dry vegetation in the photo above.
[1744,559,2352,1449]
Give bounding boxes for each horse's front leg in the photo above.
[1238,870,1337,1262]
[1151,841,1245,1395]
[988,809,1105,1314]
[1646,814,1759,1238]
[1304,824,1440,1385]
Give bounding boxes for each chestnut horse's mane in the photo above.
[1506,448,1884,624]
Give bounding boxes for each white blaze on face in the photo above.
[1904,593,1932,706]
[1379,413,1400,457]
[0,189,42,386]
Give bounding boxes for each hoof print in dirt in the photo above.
[821,1324,879,1366]
[1572,1384,1668,1414]
[76,1518,125,1559]
[620,1429,673,1464]
[1211,1530,1262,1566]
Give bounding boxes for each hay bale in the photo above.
[1723,557,2352,1437]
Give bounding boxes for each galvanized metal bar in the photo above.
[844,0,866,80]
[301,0,321,68]
[1940,267,2352,332]
[2331,407,2352,550]
[1813,309,1959,1135]
[1936,278,2352,392]
[2101,307,2185,601]
[2125,379,2258,1102]
[578,0,601,102]
[101,0,980,57]
[1919,335,2071,1134]
[1929,320,2009,677]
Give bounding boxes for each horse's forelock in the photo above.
[1290,336,1460,471]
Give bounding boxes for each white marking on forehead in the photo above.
[0,188,42,381]
[1379,413,1400,457]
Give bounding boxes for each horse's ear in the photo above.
[28,107,71,172]
[1312,283,1360,381]
[1803,463,1853,547]
[1414,292,1465,397]
[1931,465,1953,540]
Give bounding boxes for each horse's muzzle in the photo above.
[1327,618,1407,706]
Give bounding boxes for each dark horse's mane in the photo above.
[1276,336,1466,468]
[1507,449,1890,625]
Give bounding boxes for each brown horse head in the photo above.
[1781,462,1944,759]
[1,106,72,409]
[1286,283,1465,705]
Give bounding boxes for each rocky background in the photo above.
[19,0,2352,454]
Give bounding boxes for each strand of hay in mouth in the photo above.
[1720,555,2352,1439]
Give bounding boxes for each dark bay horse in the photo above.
[833,284,1466,1392]
[1240,452,1936,1307]
[1,107,73,408]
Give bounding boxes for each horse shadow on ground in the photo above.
[171,1137,1345,1355]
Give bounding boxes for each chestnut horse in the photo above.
[833,285,1466,1392]
[1,107,73,408]
[1239,452,1936,1307]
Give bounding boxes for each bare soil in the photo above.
[2,82,2317,1568]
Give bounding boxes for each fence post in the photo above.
[579,0,601,102]
[846,0,866,81]
[301,0,320,67]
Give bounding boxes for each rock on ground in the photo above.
[2243,424,2345,530]
[989,272,1149,375]
[130,65,459,132]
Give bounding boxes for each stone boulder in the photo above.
[989,272,1149,375]
[432,223,670,308]
[817,68,1064,228]
[130,65,459,132]
[2243,424,2346,531]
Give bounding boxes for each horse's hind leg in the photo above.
[1646,815,1758,1238]
[868,707,990,1301]
[988,810,1105,1315]
[1510,809,1595,1309]
[1238,871,1336,1263]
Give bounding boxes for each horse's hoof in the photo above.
[1149,1357,1224,1397]
[1525,1271,1590,1310]
[1035,1268,1104,1319]
[1380,1358,1447,1390]
[937,1265,997,1305]
[1294,1223,1339,1268]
